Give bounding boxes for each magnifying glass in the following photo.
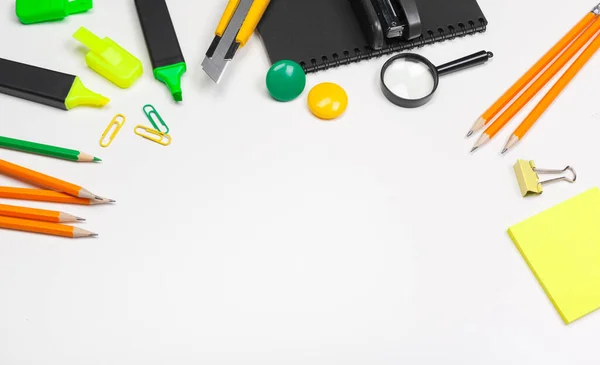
[380,50,493,108]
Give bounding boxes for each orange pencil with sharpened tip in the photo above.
[470,17,600,153]
[503,32,600,154]
[0,159,111,201]
[0,203,85,223]
[0,216,97,238]
[466,3,600,137]
[0,187,113,205]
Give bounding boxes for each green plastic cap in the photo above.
[16,0,93,24]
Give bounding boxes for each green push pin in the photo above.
[266,60,306,102]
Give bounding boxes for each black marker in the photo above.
[0,57,109,110]
[134,0,186,102]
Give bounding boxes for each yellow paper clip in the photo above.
[513,159,577,197]
[100,114,126,148]
[134,125,172,146]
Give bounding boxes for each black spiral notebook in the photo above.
[257,0,488,73]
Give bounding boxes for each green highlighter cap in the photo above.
[16,0,93,24]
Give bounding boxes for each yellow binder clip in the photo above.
[100,114,126,148]
[134,125,172,146]
[513,159,577,197]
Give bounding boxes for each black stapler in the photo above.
[350,0,422,50]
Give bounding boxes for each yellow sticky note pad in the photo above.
[508,187,600,324]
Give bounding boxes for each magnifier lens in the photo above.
[383,58,435,100]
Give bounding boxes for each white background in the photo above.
[1,0,600,363]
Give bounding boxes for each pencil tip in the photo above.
[108,199,116,203]
[93,157,102,162]
[94,196,104,201]
[90,233,98,237]
[501,148,508,155]
[466,130,473,138]
[77,217,86,221]
[470,147,478,154]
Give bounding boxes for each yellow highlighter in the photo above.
[0,57,108,110]
[202,0,271,84]
[73,27,143,89]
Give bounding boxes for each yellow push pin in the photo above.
[513,159,576,197]
[73,27,143,89]
[308,82,348,120]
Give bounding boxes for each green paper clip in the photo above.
[143,104,169,134]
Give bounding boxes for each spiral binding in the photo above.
[299,17,487,73]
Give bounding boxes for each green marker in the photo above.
[0,135,101,163]
[134,0,186,102]
[16,0,93,24]
[0,57,109,110]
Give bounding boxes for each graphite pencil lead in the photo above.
[470,147,479,153]
[466,130,474,138]
[501,148,508,155]
[468,117,487,137]
[77,217,86,221]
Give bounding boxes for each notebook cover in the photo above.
[257,0,488,73]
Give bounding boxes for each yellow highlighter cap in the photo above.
[308,82,348,120]
[73,27,143,89]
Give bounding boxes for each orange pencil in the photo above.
[0,215,96,238]
[471,17,600,152]
[0,159,110,201]
[0,187,111,205]
[0,203,84,223]
[502,32,600,154]
[466,4,600,136]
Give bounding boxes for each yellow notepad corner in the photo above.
[508,187,600,324]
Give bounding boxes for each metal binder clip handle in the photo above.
[536,166,577,185]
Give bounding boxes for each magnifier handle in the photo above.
[437,50,493,76]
